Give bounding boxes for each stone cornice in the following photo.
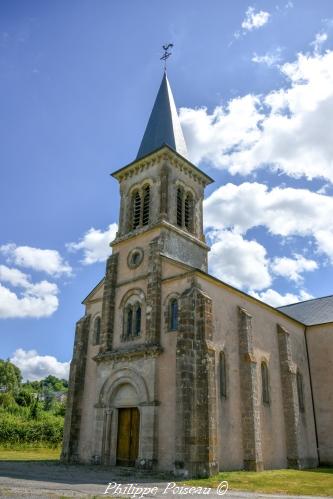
[111,219,209,251]
[93,343,163,363]
[111,145,213,187]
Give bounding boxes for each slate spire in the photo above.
[136,72,188,160]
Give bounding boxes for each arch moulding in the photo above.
[98,366,150,408]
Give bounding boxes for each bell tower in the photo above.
[111,73,213,271]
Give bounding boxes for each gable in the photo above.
[82,278,105,304]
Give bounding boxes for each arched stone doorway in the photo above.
[93,367,157,468]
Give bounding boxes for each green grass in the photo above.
[183,468,333,496]
[0,446,61,461]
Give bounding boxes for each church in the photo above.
[61,71,333,477]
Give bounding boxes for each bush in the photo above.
[15,389,34,407]
[0,408,63,446]
[52,401,66,417]
[0,392,16,409]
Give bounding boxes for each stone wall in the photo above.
[238,307,263,471]
[61,314,90,463]
[175,281,218,478]
[306,323,333,465]
[197,273,318,471]
[146,237,162,345]
[100,253,118,351]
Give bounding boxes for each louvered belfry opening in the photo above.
[132,191,141,229]
[131,185,151,230]
[184,192,193,231]
[142,185,150,226]
[177,187,183,227]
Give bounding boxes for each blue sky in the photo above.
[1,0,333,380]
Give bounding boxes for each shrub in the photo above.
[0,392,16,409]
[15,389,35,407]
[0,408,63,446]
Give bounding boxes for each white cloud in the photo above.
[251,288,313,307]
[271,254,318,282]
[0,244,72,276]
[252,48,283,67]
[180,50,333,183]
[0,264,59,319]
[0,265,30,288]
[311,32,328,53]
[241,7,270,31]
[209,230,271,291]
[204,182,333,262]
[10,349,70,381]
[180,95,263,171]
[67,223,118,265]
[0,281,58,319]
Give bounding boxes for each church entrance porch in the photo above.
[116,407,140,466]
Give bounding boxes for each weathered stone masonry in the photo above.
[61,314,90,463]
[276,324,315,469]
[175,283,218,478]
[146,237,163,345]
[100,253,118,352]
[238,307,263,471]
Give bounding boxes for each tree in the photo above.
[40,375,68,392]
[0,359,22,393]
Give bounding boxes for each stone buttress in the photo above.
[238,307,263,471]
[175,281,218,478]
[61,315,90,463]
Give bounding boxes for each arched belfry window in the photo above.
[132,191,141,229]
[131,184,151,230]
[142,185,150,226]
[220,351,227,398]
[177,188,183,227]
[169,298,178,331]
[184,193,193,231]
[261,361,270,405]
[176,186,195,233]
[297,370,305,412]
[93,316,101,345]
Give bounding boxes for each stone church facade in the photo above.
[61,73,333,477]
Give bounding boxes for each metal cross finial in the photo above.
[160,43,174,72]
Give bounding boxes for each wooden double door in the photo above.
[116,407,140,466]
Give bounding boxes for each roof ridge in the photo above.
[277,293,333,309]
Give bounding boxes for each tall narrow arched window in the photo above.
[126,307,133,338]
[297,371,305,412]
[169,299,178,331]
[177,188,183,227]
[261,362,270,405]
[220,351,227,398]
[135,305,141,336]
[142,185,150,226]
[184,193,193,231]
[93,316,101,345]
[132,191,141,229]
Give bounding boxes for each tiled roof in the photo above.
[277,295,333,326]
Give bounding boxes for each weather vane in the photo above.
[160,43,174,72]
